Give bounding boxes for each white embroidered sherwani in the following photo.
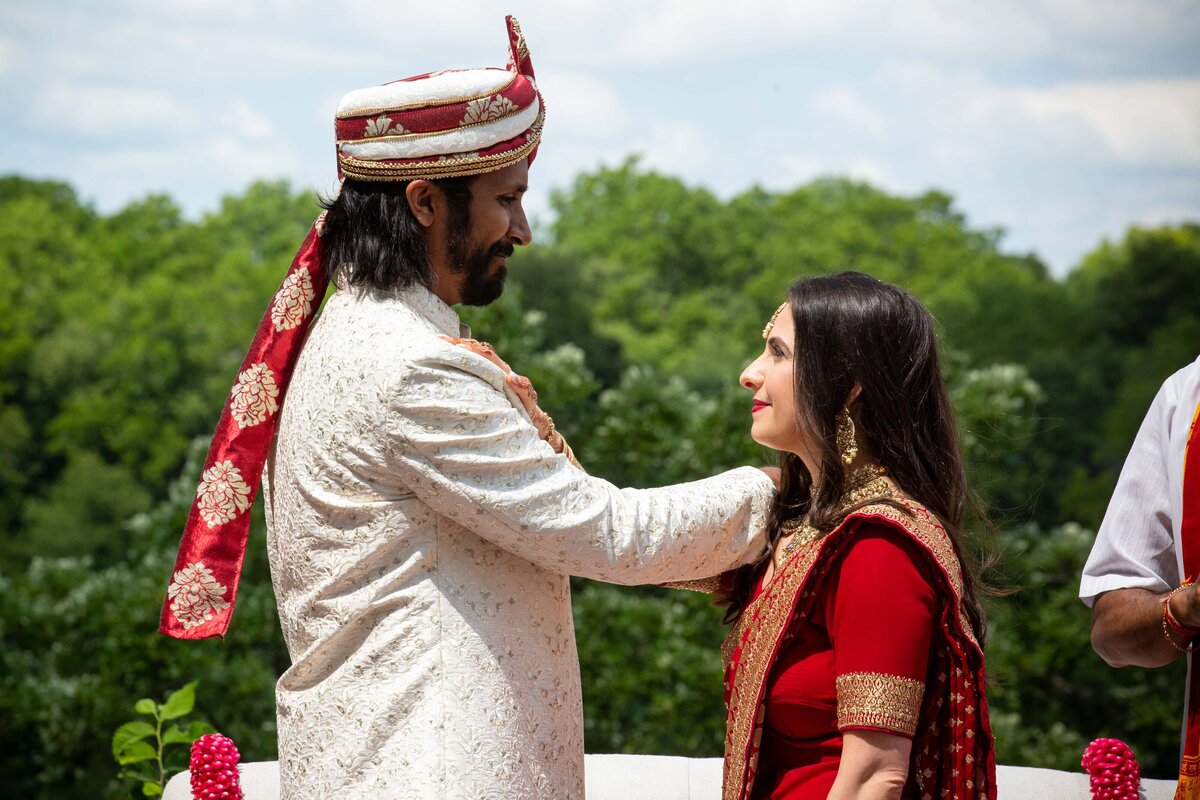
[263,284,774,800]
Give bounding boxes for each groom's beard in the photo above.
[449,229,514,308]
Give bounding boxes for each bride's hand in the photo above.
[441,336,556,443]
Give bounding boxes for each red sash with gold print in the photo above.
[721,497,996,800]
[1177,401,1200,798]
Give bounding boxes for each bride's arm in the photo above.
[826,730,910,800]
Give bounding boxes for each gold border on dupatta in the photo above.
[721,527,825,799]
[720,492,977,800]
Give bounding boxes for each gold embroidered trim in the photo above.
[722,523,825,799]
[334,72,518,119]
[836,671,924,736]
[510,18,530,63]
[338,122,542,181]
[664,576,724,594]
[721,483,977,800]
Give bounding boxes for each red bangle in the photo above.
[1166,584,1200,635]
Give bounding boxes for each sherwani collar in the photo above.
[396,283,471,338]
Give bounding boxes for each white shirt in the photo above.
[263,284,774,800]
[1080,355,1200,606]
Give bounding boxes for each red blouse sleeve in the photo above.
[823,521,938,738]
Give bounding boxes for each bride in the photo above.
[720,271,995,799]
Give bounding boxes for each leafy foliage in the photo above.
[112,682,216,797]
[1,166,1197,796]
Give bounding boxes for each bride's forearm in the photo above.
[826,730,910,800]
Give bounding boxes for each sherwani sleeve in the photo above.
[381,352,774,584]
[827,524,937,738]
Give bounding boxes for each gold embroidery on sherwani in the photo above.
[722,485,977,800]
[836,671,924,736]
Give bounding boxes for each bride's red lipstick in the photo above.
[752,400,769,414]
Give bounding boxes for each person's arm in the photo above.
[826,525,937,799]
[1082,378,1183,665]
[1092,583,1200,668]
[826,730,911,800]
[381,348,774,584]
[442,336,586,471]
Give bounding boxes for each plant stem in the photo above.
[155,709,165,790]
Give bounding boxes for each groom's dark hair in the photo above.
[319,176,475,293]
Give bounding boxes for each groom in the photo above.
[161,17,774,799]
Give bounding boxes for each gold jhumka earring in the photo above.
[836,408,858,465]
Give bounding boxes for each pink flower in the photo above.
[190,733,243,800]
[1081,738,1140,800]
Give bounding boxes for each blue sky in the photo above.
[2,0,1198,274]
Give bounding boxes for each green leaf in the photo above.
[118,769,159,784]
[134,698,157,715]
[161,724,191,745]
[186,720,216,740]
[112,721,157,760]
[142,781,164,797]
[159,680,197,720]
[116,740,158,765]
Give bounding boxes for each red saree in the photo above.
[721,496,996,800]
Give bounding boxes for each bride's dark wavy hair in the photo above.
[723,271,990,646]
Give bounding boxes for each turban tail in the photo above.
[160,220,327,638]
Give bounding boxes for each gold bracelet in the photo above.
[1163,589,1197,653]
[543,418,557,444]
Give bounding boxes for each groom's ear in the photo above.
[406,180,437,229]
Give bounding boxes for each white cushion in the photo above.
[163,756,1179,799]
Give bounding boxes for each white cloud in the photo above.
[221,101,276,142]
[775,153,892,189]
[29,83,196,138]
[1015,79,1200,167]
[777,154,825,187]
[534,71,628,139]
[634,120,721,183]
[509,0,1195,68]
[808,88,886,141]
[195,135,297,180]
[0,37,17,77]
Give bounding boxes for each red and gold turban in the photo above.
[336,16,542,181]
[159,15,543,640]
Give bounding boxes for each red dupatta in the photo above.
[721,495,996,800]
[1177,401,1200,798]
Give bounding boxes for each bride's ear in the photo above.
[845,383,863,408]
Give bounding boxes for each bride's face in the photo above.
[739,302,825,474]
[740,305,817,468]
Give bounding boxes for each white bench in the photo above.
[163,754,1177,799]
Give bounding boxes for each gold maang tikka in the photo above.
[762,302,788,339]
